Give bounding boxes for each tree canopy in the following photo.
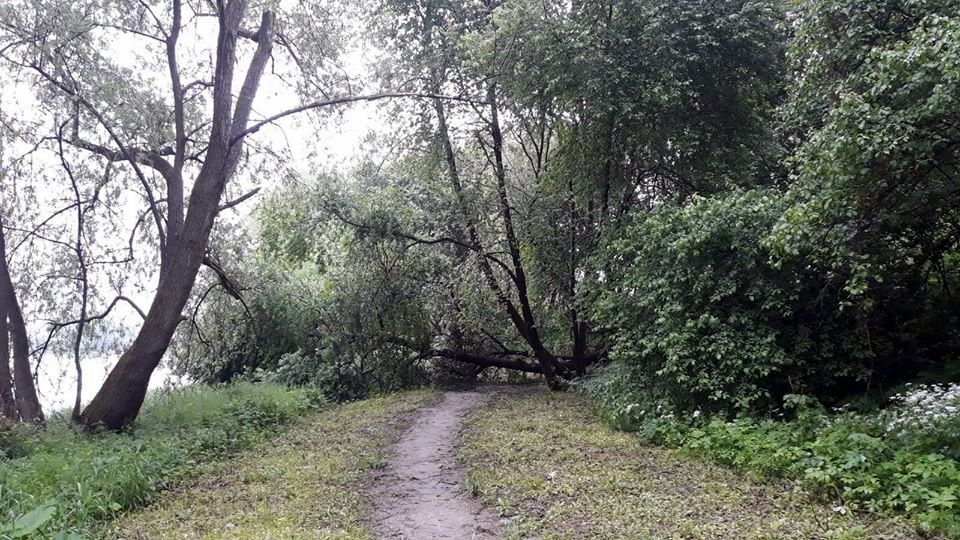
[0,0,957,428]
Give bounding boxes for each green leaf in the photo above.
[10,499,58,538]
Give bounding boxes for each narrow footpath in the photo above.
[369,390,502,539]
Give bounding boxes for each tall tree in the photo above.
[0,0,469,428]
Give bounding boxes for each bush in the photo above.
[589,190,866,413]
[0,383,325,538]
[256,350,368,402]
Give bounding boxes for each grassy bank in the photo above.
[0,383,326,538]
[109,389,437,539]
[583,374,960,538]
[460,388,920,539]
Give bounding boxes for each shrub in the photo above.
[589,190,866,413]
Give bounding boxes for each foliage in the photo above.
[770,0,960,376]
[590,190,869,412]
[585,376,960,536]
[0,383,325,538]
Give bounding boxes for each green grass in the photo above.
[460,388,923,540]
[109,389,437,539]
[0,383,327,538]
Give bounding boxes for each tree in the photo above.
[0,215,44,423]
[771,0,960,382]
[0,0,474,428]
[313,0,786,386]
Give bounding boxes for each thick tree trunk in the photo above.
[77,141,241,429]
[0,218,44,423]
[77,4,274,430]
[75,234,216,429]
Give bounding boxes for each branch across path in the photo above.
[369,390,503,539]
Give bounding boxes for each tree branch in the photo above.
[229,92,484,146]
[218,187,261,212]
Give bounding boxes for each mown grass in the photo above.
[460,388,923,540]
[1,383,325,539]
[109,388,437,539]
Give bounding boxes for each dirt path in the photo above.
[370,390,502,539]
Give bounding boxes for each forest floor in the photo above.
[111,385,924,540]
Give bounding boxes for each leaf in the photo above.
[10,499,58,538]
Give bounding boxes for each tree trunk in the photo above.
[486,84,565,387]
[77,139,245,429]
[77,4,275,430]
[0,217,44,423]
[0,312,17,420]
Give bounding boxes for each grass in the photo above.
[1,383,325,538]
[109,388,437,539]
[460,387,924,540]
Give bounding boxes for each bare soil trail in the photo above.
[369,389,503,539]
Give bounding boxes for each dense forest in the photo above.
[1,0,959,538]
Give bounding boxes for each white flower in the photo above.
[692,410,702,419]
[883,383,960,436]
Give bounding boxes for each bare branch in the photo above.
[230,92,485,146]
[218,187,261,212]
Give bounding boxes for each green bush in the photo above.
[589,190,866,412]
[0,383,325,538]
[255,350,368,402]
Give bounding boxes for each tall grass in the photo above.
[0,383,325,538]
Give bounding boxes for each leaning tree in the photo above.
[0,0,465,429]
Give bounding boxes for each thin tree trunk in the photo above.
[435,97,558,382]
[0,217,44,423]
[0,311,16,420]
[486,84,564,387]
[67,145,89,421]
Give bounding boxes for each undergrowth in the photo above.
[0,383,325,538]
[581,364,960,538]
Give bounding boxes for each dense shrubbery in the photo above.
[583,373,960,536]
[587,0,960,415]
[0,384,324,538]
[590,190,869,412]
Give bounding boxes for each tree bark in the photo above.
[0,217,44,423]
